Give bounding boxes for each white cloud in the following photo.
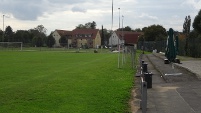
[183,0,201,10]
[72,6,87,13]
[139,13,158,20]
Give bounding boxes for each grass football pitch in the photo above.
[0,51,136,113]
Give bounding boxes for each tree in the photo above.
[32,36,43,47]
[59,35,67,47]
[29,25,47,46]
[34,25,47,35]
[193,10,201,34]
[76,24,86,29]
[76,21,97,29]
[183,16,191,34]
[0,30,3,42]
[124,26,132,31]
[100,27,111,46]
[143,25,167,41]
[85,21,96,29]
[14,30,32,43]
[14,30,24,42]
[4,26,14,42]
[183,15,191,56]
[46,33,55,47]
[133,28,142,32]
[117,26,132,31]
[142,27,148,32]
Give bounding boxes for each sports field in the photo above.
[0,51,136,113]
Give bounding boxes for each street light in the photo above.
[118,8,120,68]
[122,15,124,44]
[2,15,5,42]
[121,15,124,66]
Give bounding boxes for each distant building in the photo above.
[109,31,143,46]
[52,30,72,47]
[52,29,101,48]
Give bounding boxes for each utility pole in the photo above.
[122,15,124,66]
[2,15,5,42]
[118,8,121,68]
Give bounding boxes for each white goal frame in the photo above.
[0,42,23,51]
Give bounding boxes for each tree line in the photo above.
[0,25,56,47]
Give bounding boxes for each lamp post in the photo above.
[122,15,124,66]
[2,15,5,42]
[118,8,120,68]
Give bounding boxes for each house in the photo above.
[52,29,101,48]
[71,29,101,48]
[109,31,143,46]
[52,30,72,47]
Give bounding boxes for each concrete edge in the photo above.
[153,53,201,81]
[174,63,201,80]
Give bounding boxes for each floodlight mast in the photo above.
[122,15,124,66]
[118,7,120,68]
[3,15,5,42]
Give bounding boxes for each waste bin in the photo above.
[142,63,148,73]
[144,73,152,88]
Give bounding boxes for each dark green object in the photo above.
[165,28,176,62]
[175,35,179,55]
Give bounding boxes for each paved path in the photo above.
[175,61,201,80]
[132,53,201,113]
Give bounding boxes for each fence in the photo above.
[121,45,137,69]
[137,41,167,53]
[138,39,201,58]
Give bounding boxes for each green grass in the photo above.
[0,51,135,113]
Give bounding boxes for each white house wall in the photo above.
[109,32,124,46]
[52,31,61,47]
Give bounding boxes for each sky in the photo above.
[0,0,201,35]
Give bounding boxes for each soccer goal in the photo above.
[0,42,23,51]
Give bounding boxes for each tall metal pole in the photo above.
[111,0,113,48]
[2,15,5,42]
[121,15,124,66]
[118,8,120,68]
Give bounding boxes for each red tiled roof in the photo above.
[55,29,99,39]
[115,31,143,40]
[56,30,72,36]
[124,34,141,44]
[72,29,99,39]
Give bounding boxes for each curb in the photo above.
[153,53,201,80]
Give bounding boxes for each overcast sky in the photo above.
[0,0,201,35]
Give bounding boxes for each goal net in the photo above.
[0,42,23,51]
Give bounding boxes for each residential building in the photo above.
[52,29,101,48]
[109,31,143,46]
[52,30,72,47]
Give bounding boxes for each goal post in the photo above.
[0,42,23,51]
